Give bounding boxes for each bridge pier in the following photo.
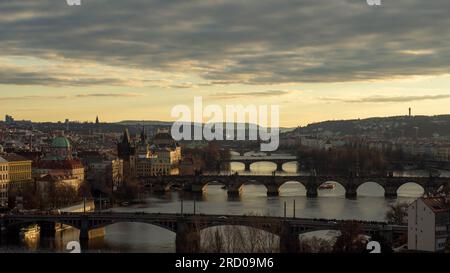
[266,184,279,197]
[39,222,56,238]
[191,183,205,195]
[79,217,90,245]
[176,222,200,253]
[5,226,21,242]
[345,188,357,199]
[276,162,284,172]
[384,191,398,199]
[227,188,241,198]
[279,223,299,253]
[244,162,251,172]
[306,177,318,198]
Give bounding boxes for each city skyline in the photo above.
[2,1,450,127]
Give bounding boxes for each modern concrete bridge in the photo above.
[143,173,450,199]
[0,212,406,253]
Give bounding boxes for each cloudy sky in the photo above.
[1,0,450,127]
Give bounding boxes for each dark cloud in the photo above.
[323,94,450,103]
[0,93,142,100]
[1,0,450,86]
[0,67,135,87]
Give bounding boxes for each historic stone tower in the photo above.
[117,129,137,182]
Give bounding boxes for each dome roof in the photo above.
[52,136,71,149]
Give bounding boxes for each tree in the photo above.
[445,237,450,253]
[333,221,367,253]
[200,213,279,253]
[298,236,334,253]
[385,202,408,225]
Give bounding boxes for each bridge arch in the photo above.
[280,161,298,173]
[317,180,346,196]
[396,182,425,197]
[200,224,280,252]
[356,182,386,197]
[278,180,307,196]
[247,160,277,173]
[229,161,246,171]
[91,220,177,234]
[237,180,269,197]
[200,180,228,194]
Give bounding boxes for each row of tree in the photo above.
[183,141,231,173]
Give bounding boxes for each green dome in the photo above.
[52,136,71,149]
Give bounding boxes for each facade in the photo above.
[117,129,137,181]
[136,156,155,177]
[87,159,124,192]
[34,160,85,182]
[1,153,32,191]
[120,128,182,177]
[148,128,181,176]
[0,157,9,208]
[408,196,450,252]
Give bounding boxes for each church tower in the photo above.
[117,128,136,181]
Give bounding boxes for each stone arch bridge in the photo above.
[143,174,450,199]
[224,155,298,172]
[0,212,406,253]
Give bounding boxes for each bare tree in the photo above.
[333,221,368,253]
[385,202,408,225]
[298,236,334,253]
[200,214,279,253]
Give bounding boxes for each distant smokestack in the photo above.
[409,107,411,117]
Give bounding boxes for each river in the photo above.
[0,152,441,253]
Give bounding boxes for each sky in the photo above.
[1,0,450,127]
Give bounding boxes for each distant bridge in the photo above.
[225,155,299,172]
[0,212,406,253]
[143,174,449,199]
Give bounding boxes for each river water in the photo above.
[0,153,442,253]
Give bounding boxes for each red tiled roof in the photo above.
[1,153,31,162]
[422,196,450,213]
[34,159,84,170]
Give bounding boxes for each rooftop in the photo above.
[0,153,31,162]
[422,196,450,213]
[52,136,71,149]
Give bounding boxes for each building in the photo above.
[33,136,85,195]
[34,173,85,202]
[148,128,181,175]
[117,129,137,181]
[1,153,32,191]
[46,136,74,161]
[408,196,450,252]
[0,157,9,208]
[86,159,124,192]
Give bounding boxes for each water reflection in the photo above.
[1,155,431,253]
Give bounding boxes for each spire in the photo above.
[122,128,131,144]
[140,125,147,143]
[95,116,99,124]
